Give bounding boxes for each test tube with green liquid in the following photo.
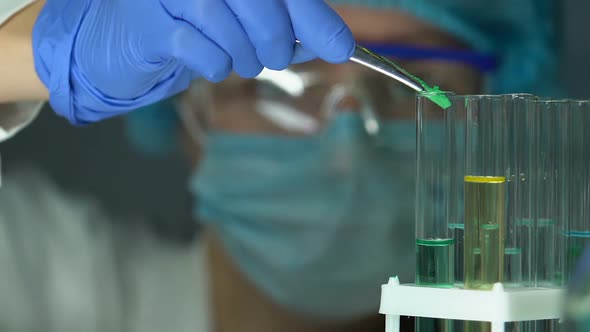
[464,96,507,332]
[415,92,457,332]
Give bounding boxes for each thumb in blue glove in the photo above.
[33,0,355,124]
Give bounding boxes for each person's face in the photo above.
[180,6,484,161]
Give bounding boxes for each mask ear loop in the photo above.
[255,68,320,98]
[320,83,380,137]
[254,68,325,135]
[176,81,212,150]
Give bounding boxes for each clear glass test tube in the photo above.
[517,96,537,290]
[464,95,507,289]
[532,99,569,288]
[415,92,457,332]
[567,101,590,278]
[496,94,533,332]
[555,100,570,288]
[464,95,507,332]
[527,99,570,331]
[503,94,535,288]
[509,95,538,332]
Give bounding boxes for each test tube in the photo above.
[464,95,507,332]
[567,101,590,278]
[503,94,535,288]
[505,95,539,332]
[464,95,507,289]
[553,99,571,331]
[530,99,570,331]
[515,96,536,290]
[490,94,530,332]
[415,92,456,332]
[532,100,569,287]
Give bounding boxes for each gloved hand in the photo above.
[33,0,355,124]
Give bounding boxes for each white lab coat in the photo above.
[0,0,43,142]
[0,2,211,331]
[0,167,210,332]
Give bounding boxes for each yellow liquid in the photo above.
[464,176,506,332]
[464,176,506,290]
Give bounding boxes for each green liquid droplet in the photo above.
[385,62,451,110]
[393,63,452,110]
[421,86,452,110]
[415,82,451,110]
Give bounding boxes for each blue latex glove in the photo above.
[32,0,355,124]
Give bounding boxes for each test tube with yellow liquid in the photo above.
[463,96,508,332]
[464,175,505,290]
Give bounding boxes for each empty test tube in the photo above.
[503,94,535,288]
[531,99,569,288]
[567,101,590,278]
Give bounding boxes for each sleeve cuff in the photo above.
[0,102,44,142]
[0,0,36,26]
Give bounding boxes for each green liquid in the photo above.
[535,219,557,286]
[416,238,455,287]
[566,231,590,279]
[418,86,452,110]
[416,238,455,332]
[422,86,452,109]
[464,176,505,291]
[518,219,561,286]
[504,248,523,286]
[503,248,525,332]
[449,223,465,283]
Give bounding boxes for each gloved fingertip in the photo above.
[291,44,317,65]
[257,40,294,71]
[236,62,264,79]
[321,27,356,64]
[190,71,201,81]
[204,71,231,83]
[197,53,232,82]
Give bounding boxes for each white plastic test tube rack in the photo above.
[379,277,565,332]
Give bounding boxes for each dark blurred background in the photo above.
[561,0,590,99]
[0,106,197,244]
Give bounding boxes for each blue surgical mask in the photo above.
[191,112,418,319]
